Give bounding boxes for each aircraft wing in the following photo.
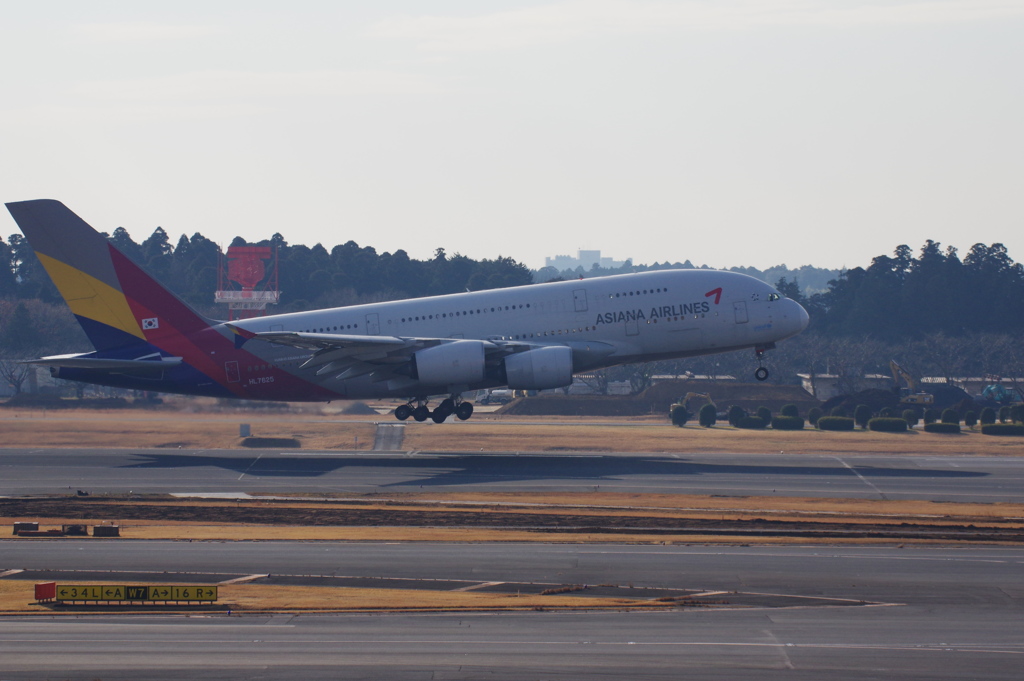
[233,326,615,384]
[238,329,527,383]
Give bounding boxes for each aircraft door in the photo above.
[225,361,240,383]
[626,320,639,336]
[573,289,588,313]
[733,301,749,324]
[365,313,380,335]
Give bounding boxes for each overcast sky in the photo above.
[3,1,1022,272]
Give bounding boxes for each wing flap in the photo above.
[250,331,410,352]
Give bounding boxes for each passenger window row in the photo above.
[399,303,530,324]
[647,314,706,323]
[301,324,358,333]
[609,287,667,299]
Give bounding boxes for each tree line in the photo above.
[1,226,533,312]
[2,226,1023,396]
[536,260,841,296]
[791,241,1024,340]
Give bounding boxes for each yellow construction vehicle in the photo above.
[681,392,716,413]
[889,360,934,406]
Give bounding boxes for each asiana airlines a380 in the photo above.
[6,199,809,423]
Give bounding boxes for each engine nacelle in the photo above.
[413,340,486,386]
[504,346,574,390]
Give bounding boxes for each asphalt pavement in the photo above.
[2,447,1024,678]
[2,543,1023,680]
[2,447,1022,501]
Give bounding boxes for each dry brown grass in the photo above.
[5,522,904,545]
[403,421,1024,456]
[7,494,1024,525]
[2,407,1021,455]
[0,580,671,615]
[0,410,378,450]
[4,492,1022,545]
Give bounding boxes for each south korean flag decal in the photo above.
[141,317,159,330]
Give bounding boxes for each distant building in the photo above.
[798,374,890,401]
[797,374,1024,402]
[921,376,1024,398]
[545,249,629,271]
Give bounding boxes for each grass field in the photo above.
[1,406,1021,455]
[4,492,1022,543]
[0,580,672,616]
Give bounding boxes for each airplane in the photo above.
[5,199,809,423]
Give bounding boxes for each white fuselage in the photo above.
[228,269,808,400]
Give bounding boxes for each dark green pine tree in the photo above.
[2,301,42,355]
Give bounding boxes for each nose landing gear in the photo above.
[754,343,774,382]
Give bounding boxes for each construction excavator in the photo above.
[889,360,934,406]
[981,381,1022,406]
[679,392,716,417]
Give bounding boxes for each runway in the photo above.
[3,448,1024,678]
[2,543,1023,679]
[2,446,1023,501]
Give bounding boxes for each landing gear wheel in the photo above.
[394,404,412,421]
[755,367,769,382]
[437,398,455,414]
[455,402,474,421]
[431,409,449,424]
[412,405,430,422]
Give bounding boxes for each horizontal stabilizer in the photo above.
[31,354,183,373]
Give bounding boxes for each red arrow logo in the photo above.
[705,288,723,305]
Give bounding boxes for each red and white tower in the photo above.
[214,246,280,320]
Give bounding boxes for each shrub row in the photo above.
[699,403,716,427]
[868,417,908,432]
[981,423,1024,436]
[770,416,804,430]
[808,407,823,426]
[735,415,768,430]
[673,407,1021,433]
[817,416,855,431]
[670,404,688,427]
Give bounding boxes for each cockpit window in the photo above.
[768,293,781,301]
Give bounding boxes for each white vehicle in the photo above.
[479,389,515,405]
[7,199,809,424]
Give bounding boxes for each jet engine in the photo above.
[412,340,486,386]
[504,346,574,390]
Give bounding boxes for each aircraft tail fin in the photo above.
[5,199,217,356]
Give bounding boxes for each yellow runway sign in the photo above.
[54,585,217,602]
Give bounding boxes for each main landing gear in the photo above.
[754,344,773,382]
[394,395,474,423]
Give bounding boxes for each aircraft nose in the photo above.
[776,298,809,338]
[791,299,810,333]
